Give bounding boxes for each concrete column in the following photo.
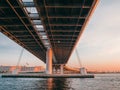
[46,48,53,74]
[80,67,87,75]
[12,69,18,74]
[60,64,64,74]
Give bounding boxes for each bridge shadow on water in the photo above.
[40,78,72,90]
[1,74,120,90]
[0,77,76,90]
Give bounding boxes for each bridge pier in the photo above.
[80,67,87,75]
[46,48,53,74]
[60,64,64,74]
[53,64,64,74]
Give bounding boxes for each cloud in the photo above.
[77,0,120,50]
[0,33,20,47]
[68,0,120,69]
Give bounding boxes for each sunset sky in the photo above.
[0,0,120,72]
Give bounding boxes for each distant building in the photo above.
[0,66,45,73]
[20,66,45,72]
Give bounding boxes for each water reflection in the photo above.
[0,77,73,90]
[1,74,120,90]
[46,78,70,90]
[47,78,53,90]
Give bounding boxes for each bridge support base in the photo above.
[46,48,53,74]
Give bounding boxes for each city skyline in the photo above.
[0,0,120,72]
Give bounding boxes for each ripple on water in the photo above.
[0,74,120,90]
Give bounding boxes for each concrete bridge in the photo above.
[0,0,98,74]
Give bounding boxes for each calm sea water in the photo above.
[0,74,120,90]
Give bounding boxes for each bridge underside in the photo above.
[0,0,98,64]
[0,0,46,62]
[34,0,98,64]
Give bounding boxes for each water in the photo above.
[0,74,120,90]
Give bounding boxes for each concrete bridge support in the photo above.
[46,48,53,74]
[60,64,64,74]
[53,64,64,74]
[80,67,87,75]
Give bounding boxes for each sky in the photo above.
[0,0,120,72]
